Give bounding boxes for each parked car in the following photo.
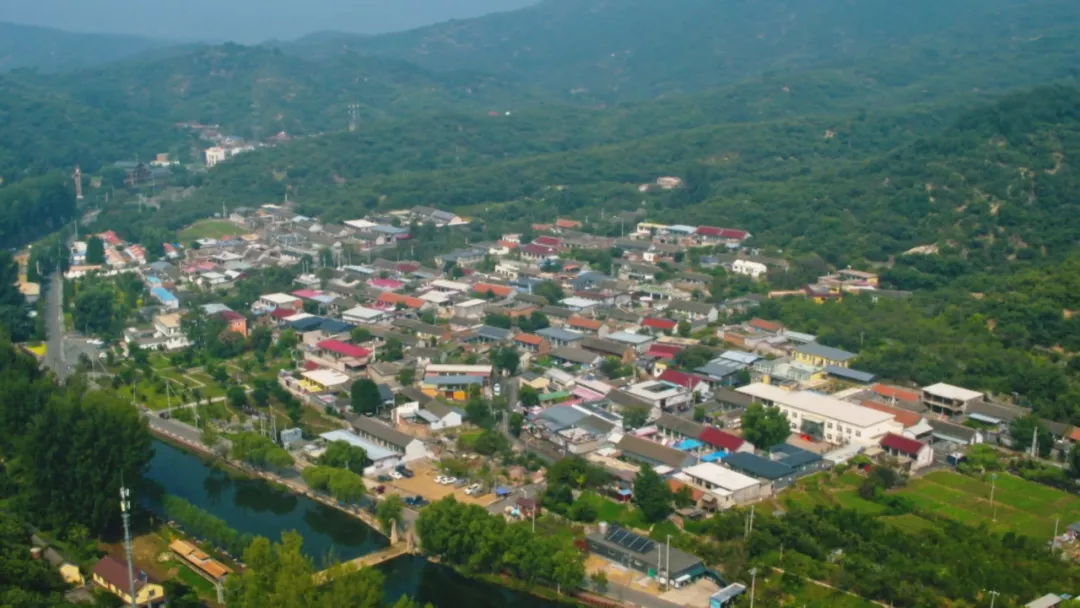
[377,474,392,483]
[405,495,428,507]
[454,478,470,489]
[464,484,483,496]
[389,471,403,480]
[396,466,415,478]
[493,383,502,396]
[375,485,386,494]
[441,476,458,485]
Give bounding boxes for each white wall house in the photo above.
[732,259,768,279]
[738,383,903,446]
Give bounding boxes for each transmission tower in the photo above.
[120,487,137,608]
[73,166,84,200]
[348,103,360,132]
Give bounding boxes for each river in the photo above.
[147,440,560,607]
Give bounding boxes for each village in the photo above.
[33,202,1080,608]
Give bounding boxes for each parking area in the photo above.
[385,460,501,508]
[659,578,720,608]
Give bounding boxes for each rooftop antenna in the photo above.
[348,103,360,133]
[119,485,137,608]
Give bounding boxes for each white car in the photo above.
[442,476,458,486]
[493,383,502,396]
[389,471,403,480]
[465,484,482,496]
[434,475,449,484]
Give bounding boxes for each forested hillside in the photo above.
[0,21,168,72]
[320,0,1080,103]
[11,43,546,139]
[0,77,188,180]
[0,173,76,249]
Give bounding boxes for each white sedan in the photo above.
[434,475,449,484]
[442,476,458,485]
[389,471,403,480]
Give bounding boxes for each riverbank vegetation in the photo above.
[224,531,431,608]
[231,431,294,470]
[161,495,254,557]
[301,465,368,504]
[416,497,586,592]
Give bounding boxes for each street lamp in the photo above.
[749,567,758,608]
[988,590,1000,608]
[990,473,998,522]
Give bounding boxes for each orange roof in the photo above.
[497,240,520,249]
[667,478,704,502]
[556,218,582,228]
[861,400,922,428]
[1069,428,1080,442]
[378,292,425,309]
[871,383,920,403]
[515,333,545,346]
[473,282,513,297]
[569,316,603,330]
[748,318,783,332]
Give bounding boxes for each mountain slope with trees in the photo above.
[0,21,170,73]
[316,0,1080,103]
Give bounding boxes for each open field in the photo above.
[779,469,1080,540]
[178,219,240,241]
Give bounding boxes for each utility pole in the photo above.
[990,473,998,522]
[531,505,536,533]
[1031,427,1039,459]
[120,486,137,608]
[988,590,999,608]
[745,504,755,539]
[665,534,672,591]
[749,567,758,608]
[1053,517,1060,553]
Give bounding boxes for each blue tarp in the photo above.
[673,439,704,451]
[701,451,728,462]
[495,486,511,497]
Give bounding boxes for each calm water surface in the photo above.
[147,440,559,607]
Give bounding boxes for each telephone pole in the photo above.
[120,486,137,608]
[988,590,1000,608]
[748,567,758,608]
[989,473,998,522]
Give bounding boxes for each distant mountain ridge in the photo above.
[0,21,170,72]
[294,0,1080,102]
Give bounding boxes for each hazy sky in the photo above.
[0,0,538,43]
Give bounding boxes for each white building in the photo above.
[625,380,692,412]
[453,298,488,320]
[342,306,386,325]
[320,430,401,476]
[152,313,190,351]
[732,259,768,279]
[394,400,463,431]
[674,463,767,508]
[737,383,902,446]
[204,146,227,168]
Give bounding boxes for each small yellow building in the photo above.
[793,343,858,369]
[91,555,166,606]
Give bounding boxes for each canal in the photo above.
[147,440,560,607]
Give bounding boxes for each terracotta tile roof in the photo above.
[378,292,426,309]
[871,383,921,403]
[698,426,745,451]
[668,477,704,501]
[473,282,513,298]
[317,339,372,359]
[269,307,297,319]
[647,344,683,358]
[1070,428,1080,442]
[569,316,603,330]
[556,219,582,229]
[748,318,783,332]
[93,556,154,593]
[534,236,563,247]
[860,401,922,428]
[696,226,749,239]
[515,333,545,346]
[880,433,927,456]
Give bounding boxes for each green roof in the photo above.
[539,390,572,402]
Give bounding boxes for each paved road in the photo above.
[43,271,70,382]
[605,583,686,608]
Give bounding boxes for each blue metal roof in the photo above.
[723,452,795,480]
[795,343,857,362]
[673,439,704,451]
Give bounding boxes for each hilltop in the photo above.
[0,21,171,72]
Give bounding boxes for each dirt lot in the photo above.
[659,578,720,608]
[386,460,501,507]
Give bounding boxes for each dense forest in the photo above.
[0,21,169,73]
[0,173,76,248]
[312,0,1080,103]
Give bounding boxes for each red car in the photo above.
[375,485,386,494]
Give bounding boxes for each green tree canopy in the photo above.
[741,402,791,449]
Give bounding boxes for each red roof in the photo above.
[316,339,371,359]
[292,289,323,299]
[648,344,683,358]
[397,263,419,273]
[303,360,322,370]
[368,278,404,290]
[534,236,563,247]
[93,556,153,592]
[658,369,707,388]
[880,433,926,456]
[696,226,749,240]
[269,307,297,319]
[522,244,557,256]
[748,318,783,333]
[668,478,704,501]
[643,317,678,330]
[698,426,746,451]
[218,310,245,322]
[556,219,582,229]
[871,383,921,403]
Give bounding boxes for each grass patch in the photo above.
[179,219,240,241]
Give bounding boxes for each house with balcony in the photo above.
[305,339,372,374]
[152,313,190,351]
[793,343,858,369]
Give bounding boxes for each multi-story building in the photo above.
[738,383,902,446]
